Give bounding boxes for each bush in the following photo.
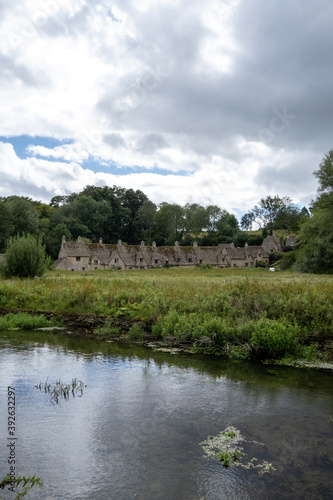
[255,260,267,268]
[94,318,121,339]
[279,251,297,270]
[0,234,48,278]
[127,322,146,340]
[251,319,301,358]
[269,251,283,265]
[296,236,333,274]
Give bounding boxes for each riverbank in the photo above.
[0,267,333,368]
[0,307,332,370]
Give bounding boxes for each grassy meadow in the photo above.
[0,267,332,363]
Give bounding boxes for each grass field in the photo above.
[0,267,332,362]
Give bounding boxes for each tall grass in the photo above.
[0,268,332,359]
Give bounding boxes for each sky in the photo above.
[0,0,332,218]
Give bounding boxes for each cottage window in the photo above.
[199,259,202,264]
[245,263,248,267]
[94,260,98,265]
[82,267,85,271]
[222,258,225,262]
[188,258,192,263]
[155,258,158,264]
[166,260,169,265]
[76,257,80,261]
[140,258,143,263]
[114,258,118,263]
[176,258,181,263]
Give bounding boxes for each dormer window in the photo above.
[94,260,98,265]
[155,258,158,264]
[140,257,143,263]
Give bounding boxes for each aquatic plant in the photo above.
[200,426,276,475]
[35,378,85,404]
[0,474,42,499]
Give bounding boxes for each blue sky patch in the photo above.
[0,135,73,160]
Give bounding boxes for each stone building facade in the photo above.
[54,235,282,271]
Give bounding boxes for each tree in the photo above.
[0,200,14,251]
[135,200,157,243]
[241,195,300,230]
[2,196,40,236]
[0,234,49,278]
[313,149,333,196]
[184,203,209,237]
[216,210,239,243]
[153,203,185,245]
[296,150,333,273]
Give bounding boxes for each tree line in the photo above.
[0,149,332,273]
[0,187,306,260]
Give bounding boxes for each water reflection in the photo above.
[0,330,332,500]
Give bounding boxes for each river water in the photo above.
[0,330,332,500]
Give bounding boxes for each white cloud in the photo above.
[0,0,329,213]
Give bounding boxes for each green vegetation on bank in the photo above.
[0,312,60,330]
[0,267,332,364]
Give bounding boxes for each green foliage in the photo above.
[269,251,284,265]
[255,260,267,268]
[0,268,332,361]
[0,313,58,331]
[0,234,48,278]
[251,320,301,358]
[295,149,333,274]
[297,235,333,274]
[199,262,213,269]
[279,251,297,270]
[94,318,121,338]
[228,345,251,360]
[200,426,274,474]
[127,322,146,340]
[0,474,43,499]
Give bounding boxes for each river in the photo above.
[0,330,332,500]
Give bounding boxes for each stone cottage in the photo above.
[54,235,282,271]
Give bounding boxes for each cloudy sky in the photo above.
[0,0,332,218]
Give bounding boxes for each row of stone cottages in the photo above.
[54,234,289,271]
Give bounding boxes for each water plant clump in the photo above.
[200,426,276,475]
[35,378,85,404]
[0,474,43,499]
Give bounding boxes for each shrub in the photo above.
[0,234,48,278]
[251,319,301,358]
[279,251,297,270]
[255,260,267,268]
[296,236,333,274]
[269,251,284,265]
[94,318,121,338]
[127,322,146,340]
